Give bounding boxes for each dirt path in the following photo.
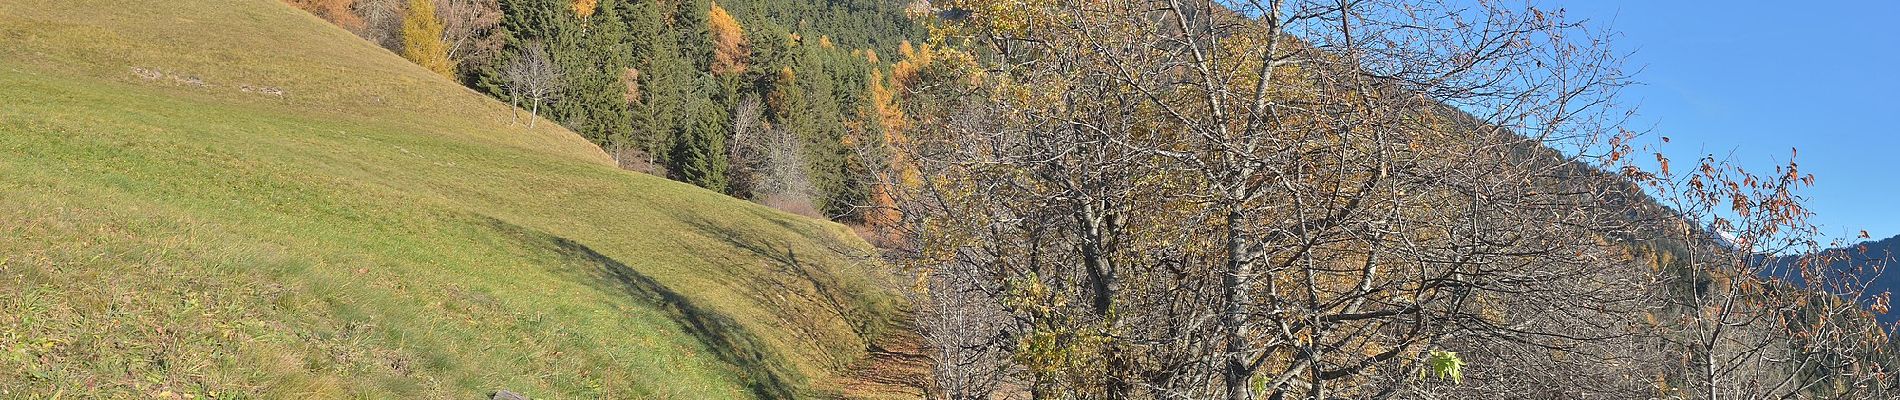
[831,316,932,399]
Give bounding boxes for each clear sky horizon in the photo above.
[1554,1,1899,243]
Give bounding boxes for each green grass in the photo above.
[0,0,899,398]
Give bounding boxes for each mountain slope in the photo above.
[1768,234,1900,323]
[0,0,901,398]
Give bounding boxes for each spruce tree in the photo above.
[673,0,715,71]
[790,48,852,217]
[670,96,729,192]
[634,17,695,166]
[574,2,635,146]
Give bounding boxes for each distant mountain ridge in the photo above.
[1771,234,1900,323]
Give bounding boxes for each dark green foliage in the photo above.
[496,0,570,42]
[673,0,717,72]
[788,47,851,217]
[671,96,730,191]
[468,0,916,210]
[760,45,866,218]
[719,0,922,55]
[744,22,793,85]
[620,0,685,157]
[564,4,638,147]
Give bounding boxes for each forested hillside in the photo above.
[27,0,1896,398]
[1772,234,1900,323]
[287,0,924,231]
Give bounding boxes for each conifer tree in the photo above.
[673,0,715,72]
[561,3,636,146]
[400,0,455,79]
[791,49,854,217]
[743,22,792,88]
[627,0,694,166]
[496,0,568,41]
[670,96,730,191]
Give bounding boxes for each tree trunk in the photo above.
[1223,207,1254,400]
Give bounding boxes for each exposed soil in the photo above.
[833,316,931,399]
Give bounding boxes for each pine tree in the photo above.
[496,0,568,41]
[742,22,792,90]
[538,0,605,140]
[563,3,636,146]
[673,0,715,72]
[670,96,730,191]
[791,49,854,217]
[401,0,455,79]
[628,0,694,166]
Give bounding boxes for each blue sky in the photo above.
[1553,1,1900,242]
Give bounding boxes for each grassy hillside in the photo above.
[0,0,903,398]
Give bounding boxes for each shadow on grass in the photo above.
[673,213,895,344]
[479,216,799,399]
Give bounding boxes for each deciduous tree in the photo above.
[707,2,749,75]
[355,0,405,49]
[400,0,454,78]
[437,0,505,76]
[570,0,597,18]
[503,42,560,127]
[894,0,1718,398]
[283,0,365,31]
[1630,146,1897,399]
[859,67,912,244]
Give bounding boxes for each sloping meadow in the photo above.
[0,0,897,397]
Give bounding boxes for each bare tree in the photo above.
[918,259,1014,400]
[354,0,404,50]
[436,0,503,73]
[728,94,819,214]
[503,42,561,128]
[728,95,769,196]
[883,0,1899,399]
[1626,147,1897,399]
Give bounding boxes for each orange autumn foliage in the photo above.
[708,2,749,75]
[862,68,917,243]
[892,40,930,88]
[283,0,364,31]
[572,0,598,18]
